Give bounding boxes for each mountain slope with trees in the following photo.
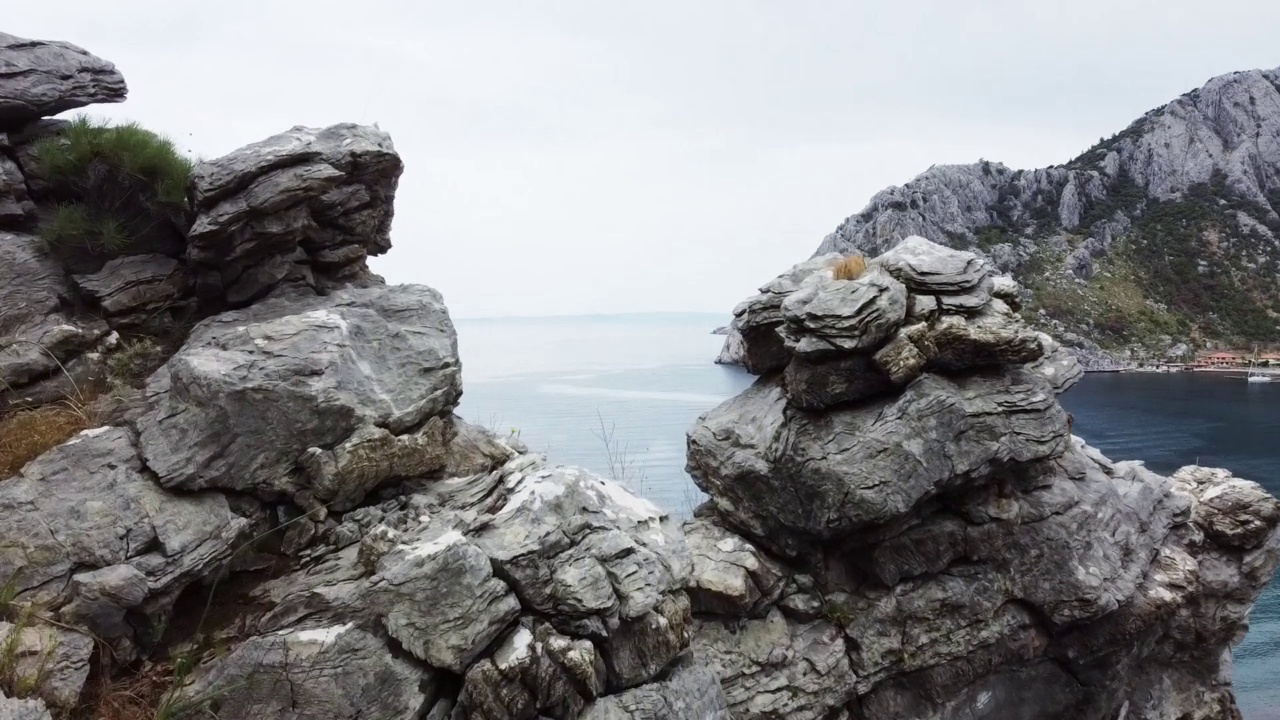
[813,66,1280,362]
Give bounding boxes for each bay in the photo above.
[453,314,1279,717]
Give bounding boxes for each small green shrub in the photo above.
[33,115,194,253]
[106,337,168,393]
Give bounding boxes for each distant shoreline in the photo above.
[1086,366,1280,377]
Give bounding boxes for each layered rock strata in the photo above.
[684,238,1279,720]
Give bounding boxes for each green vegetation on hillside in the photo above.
[1122,177,1280,341]
[33,115,193,252]
[1022,240,1188,349]
[1021,171,1280,348]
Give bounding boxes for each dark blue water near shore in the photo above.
[453,315,1278,717]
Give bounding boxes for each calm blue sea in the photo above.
[453,314,1279,717]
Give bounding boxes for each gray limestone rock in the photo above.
[369,527,521,673]
[71,254,184,319]
[712,326,746,366]
[1173,466,1280,550]
[0,427,248,648]
[245,454,695,706]
[687,370,1070,547]
[456,621,607,719]
[59,564,151,660]
[726,253,841,373]
[0,621,92,711]
[692,609,856,720]
[444,415,524,477]
[1027,332,1084,393]
[779,265,908,356]
[911,311,1044,374]
[872,332,928,385]
[137,284,461,507]
[0,232,107,394]
[876,236,989,294]
[989,274,1023,308]
[603,592,694,690]
[253,544,373,633]
[299,416,451,512]
[453,462,689,623]
[178,624,432,720]
[0,32,127,128]
[685,518,786,616]
[580,654,731,720]
[781,352,896,410]
[0,152,34,228]
[187,123,403,306]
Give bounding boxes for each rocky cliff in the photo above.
[1,32,1277,720]
[720,66,1280,367]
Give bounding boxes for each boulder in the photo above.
[876,235,988,294]
[137,284,461,509]
[779,265,908,356]
[712,326,746,366]
[728,253,841,373]
[688,370,1070,547]
[910,310,1044,373]
[1172,465,1280,549]
[0,32,127,129]
[187,123,403,306]
[178,624,433,720]
[369,527,522,672]
[0,427,248,656]
[1028,332,1084,393]
[685,518,786,616]
[782,353,897,410]
[219,453,694,713]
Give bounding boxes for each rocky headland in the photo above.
[1,32,1278,720]
[718,65,1280,369]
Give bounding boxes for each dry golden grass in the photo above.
[0,403,92,478]
[80,660,177,720]
[832,254,868,281]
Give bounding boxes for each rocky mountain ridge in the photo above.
[722,65,1280,368]
[0,31,1277,720]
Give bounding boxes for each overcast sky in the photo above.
[10,2,1280,317]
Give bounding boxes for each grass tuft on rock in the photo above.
[106,337,168,392]
[832,255,868,281]
[36,115,194,206]
[33,115,194,253]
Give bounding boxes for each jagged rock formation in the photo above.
[2,31,1277,720]
[687,238,1279,719]
[187,123,402,306]
[0,41,403,413]
[0,32,127,129]
[719,65,1280,367]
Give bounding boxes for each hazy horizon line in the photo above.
[453,310,733,322]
